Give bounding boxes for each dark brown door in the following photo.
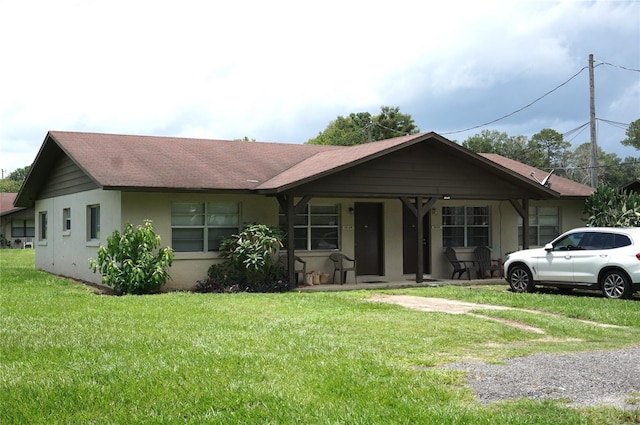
[354,202,383,276]
[402,203,430,274]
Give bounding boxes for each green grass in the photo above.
[1,250,639,424]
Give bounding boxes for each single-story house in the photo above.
[0,193,34,248]
[623,178,640,194]
[14,130,594,290]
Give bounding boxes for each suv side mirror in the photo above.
[544,243,553,251]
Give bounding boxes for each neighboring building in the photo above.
[15,131,594,290]
[623,178,640,194]
[0,193,34,248]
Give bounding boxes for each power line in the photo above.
[595,60,640,73]
[440,66,589,135]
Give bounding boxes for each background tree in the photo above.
[0,165,31,193]
[7,166,31,182]
[529,128,571,171]
[567,143,638,188]
[307,106,418,146]
[0,179,22,193]
[621,118,640,150]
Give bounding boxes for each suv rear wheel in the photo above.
[601,269,631,299]
[508,264,534,293]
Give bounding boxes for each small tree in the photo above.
[89,220,174,295]
[583,186,640,227]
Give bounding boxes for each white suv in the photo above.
[504,227,640,299]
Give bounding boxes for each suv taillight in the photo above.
[636,253,640,261]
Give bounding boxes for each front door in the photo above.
[402,203,430,275]
[354,202,383,276]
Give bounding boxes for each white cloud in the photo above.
[1,0,638,172]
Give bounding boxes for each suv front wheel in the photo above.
[601,269,632,299]
[508,264,534,293]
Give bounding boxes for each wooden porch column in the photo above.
[508,198,530,250]
[277,194,312,288]
[400,196,436,283]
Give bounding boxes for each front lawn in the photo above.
[1,249,639,424]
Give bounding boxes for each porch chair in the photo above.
[329,253,357,285]
[473,246,503,278]
[445,246,479,280]
[277,253,307,285]
[23,238,34,249]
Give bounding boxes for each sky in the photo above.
[1,0,639,175]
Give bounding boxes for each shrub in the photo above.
[584,186,640,227]
[194,224,289,293]
[89,220,174,295]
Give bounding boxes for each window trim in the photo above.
[171,202,240,253]
[87,204,100,242]
[279,203,341,251]
[518,206,560,247]
[11,218,35,238]
[442,205,490,248]
[62,208,71,235]
[39,211,48,242]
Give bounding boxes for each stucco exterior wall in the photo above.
[34,189,121,284]
[34,189,588,291]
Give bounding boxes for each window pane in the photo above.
[467,227,489,246]
[172,203,205,226]
[172,228,204,252]
[293,228,308,250]
[311,229,338,250]
[443,227,464,247]
[207,202,238,214]
[207,228,236,251]
[310,205,338,214]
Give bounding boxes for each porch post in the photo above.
[416,196,424,283]
[508,198,530,250]
[277,194,297,288]
[277,194,312,288]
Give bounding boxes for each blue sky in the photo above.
[1,0,638,175]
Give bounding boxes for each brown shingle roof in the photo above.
[0,193,21,215]
[257,133,426,190]
[479,153,594,197]
[49,131,341,190]
[18,130,587,207]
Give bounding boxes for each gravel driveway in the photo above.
[369,294,640,409]
[441,346,640,409]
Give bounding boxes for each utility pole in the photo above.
[589,54,598,188]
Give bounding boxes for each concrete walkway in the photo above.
[294,277,506,292]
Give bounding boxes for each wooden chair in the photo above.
[473,246,502,278]
[277,253,307,285]
[329,253,357,285]
[445,246,479,279]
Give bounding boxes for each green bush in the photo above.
[89,220,174,295]
[195,224,289,293]
[584,186,640,227]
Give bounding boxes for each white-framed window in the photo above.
[87,205,100,240]
[11,219,35,238]
[63,208,71,233]
[171,202,239,252]
[442,206,490,247]
[39,212,48,241]
[518,206,560,247]
[279,204,340,251]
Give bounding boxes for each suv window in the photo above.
[552,232,585,251]
[613,234,632,249]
